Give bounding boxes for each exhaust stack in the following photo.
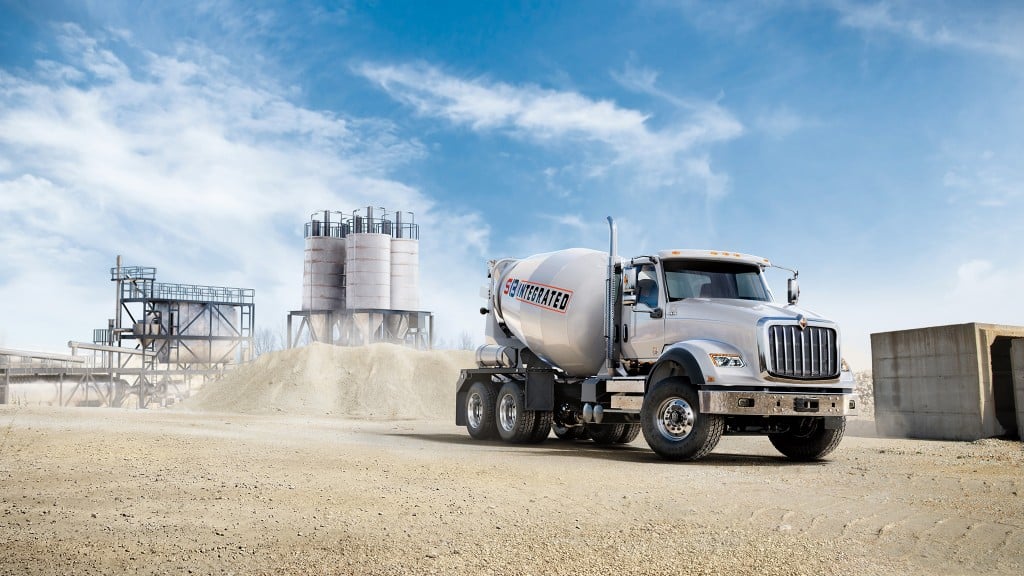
[605,216,619,377]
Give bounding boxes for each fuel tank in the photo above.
[491,248,608,376]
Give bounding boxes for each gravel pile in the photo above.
[179,343,474,419]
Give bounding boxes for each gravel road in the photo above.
[1,406,1021,575]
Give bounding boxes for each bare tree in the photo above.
[458,330,475,351]
[252,326,281,358]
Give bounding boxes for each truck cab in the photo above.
[622,250,839,383]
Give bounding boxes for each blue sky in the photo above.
[1,0,1021,368]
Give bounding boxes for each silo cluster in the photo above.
[302,207,420,314]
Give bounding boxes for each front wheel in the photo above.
[641,377,724,461]
[769,417,846,461]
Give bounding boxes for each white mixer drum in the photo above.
[493,248,608,376]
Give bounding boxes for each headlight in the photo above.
[841,358,851,372]
[710,353,745,368]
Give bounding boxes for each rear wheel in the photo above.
[465,381,499,440]
[588,423,626,445]
[641,377,724,461]
[528,411,553,443]
[769,417,846,461]
[616,423,641,444]
[496,381,536,443]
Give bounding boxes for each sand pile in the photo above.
[180,343,475,420]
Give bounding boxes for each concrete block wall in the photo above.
[872,323,1024,441]
[872,324,983,440]
[1013,339,1024,440]
[977,326,1024,439]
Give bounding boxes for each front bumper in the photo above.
[699,390,858,417]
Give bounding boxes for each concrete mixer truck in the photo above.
[455,217,858,461]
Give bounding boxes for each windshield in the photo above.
[663,260,771,302]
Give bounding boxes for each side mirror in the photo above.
[649,307,664,319]
[621,267,637,306]
[787,277,800,305]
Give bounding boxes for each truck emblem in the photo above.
[797,315,807,330]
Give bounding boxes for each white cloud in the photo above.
[754,107,815,139]
[949,260,1024,313]
[832,0,1024,60]
[355,63,651,142]
[942,155,1022,208]
[664,1,1024,61]
[659,0,789,36]
[611,61,660,95]
[0,25,488,352]
[540,213,588,234]
[355,62,743,201]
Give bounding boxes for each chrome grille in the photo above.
[766,325,839,380]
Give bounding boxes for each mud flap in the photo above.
[525,371,555,410]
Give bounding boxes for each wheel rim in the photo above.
[467,391,484,429]
[655,397,694,441]
[498,393,517,432]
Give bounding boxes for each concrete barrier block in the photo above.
[915,413,944,439]
[874,409,905,437]
[908,377,931,412]
[960,410,986,440]
[870,332,897,360]
[872,324,1024,440]
[872,376,894,402]
[1012,339,1024,440]
[873,357,898,378]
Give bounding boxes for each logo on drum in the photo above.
[504,277,572,313]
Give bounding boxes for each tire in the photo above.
[769,417,846,461]
[641,377,724,461]
[465,380,499,440]
[616,423,641,444]
[496,381,536,443]
[528,411,553,443]
[588,423,626,445]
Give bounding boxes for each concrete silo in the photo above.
[387,212,420,339]
[389,211,420,311]
[288,206,433,349]
[301,211,347,341]
[345,207,392,310]
[302,210,347,312]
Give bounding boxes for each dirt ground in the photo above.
[1,406,1021,576]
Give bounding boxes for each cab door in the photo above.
[621,263,666,362]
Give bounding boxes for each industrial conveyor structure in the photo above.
[0,259,255,408]
[0,347,95,406]
[105,260,254,406]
